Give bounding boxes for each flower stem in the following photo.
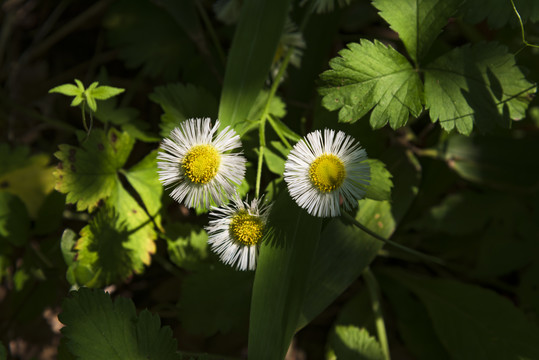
[254,48,295,198]
[341,211,446,266]
[363,267,390,360]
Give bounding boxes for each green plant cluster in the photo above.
[1,0,539,359]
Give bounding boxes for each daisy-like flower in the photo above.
[157,118,246,209]
[284,129,370,218]
[205,195,272,271]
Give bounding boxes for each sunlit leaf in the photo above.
[319,40,423,129]
[59,287,179,360]
[373,0,462,63]
[49,83,82,97]
[364,159,392,201]
[331,325,385,360]
[89,85,125,100]
[54,128,135,212]
[424,42,536,134]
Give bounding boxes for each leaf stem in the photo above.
[267,116,292,149]
[341,211,446,266]
[363,268,390,360]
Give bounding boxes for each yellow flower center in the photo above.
[309,154,346,193]
[182,144,221,184]
[229,210,264,246]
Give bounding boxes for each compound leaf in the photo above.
[319,40,423,130]
[59,287,178,360]
[424,42,536,135]
[373,0,462,63]
[54,128,135,212]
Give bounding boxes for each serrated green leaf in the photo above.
[218,0,291,130]
[179,265,253,336]
[89,85,125,100]
[124,150,163,230]
[49,83,83,97]
[364,159,393,201]
[319,39,423,129]
[386,271,539,360]
[166,223,209,271]
[149,83,218,137]
[0,192,29,247]
[249,189,322,360]
[424,42,536,134]
[373,0,462,63]
[59,287,179,360]
[54,128,135,212]
[331,326,385,360]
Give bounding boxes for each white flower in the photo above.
[206,195,272,271]
[157,118,246,209]
[284,129,370,217]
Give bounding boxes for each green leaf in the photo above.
[331,326,385,360]
[386,271,539,360]
[298,199,394,328]
[0,192,29,246]
[424,42,536,134]
[59,287,179,360]
[179,265,254,336]
[54,128,135,212]
[364,159,392,201]
[319,40,423,129]
[0,150,55,218]
[149,83,218,137]
[444,133,539,190]
[460,0,539,28]
[218,0,291,129]
[373,0,462,63]
[60,228,77,266]
[248,189,322,360]
[49,83,83,97]
[378,273,450,360]
[263,147,286,175]
[89,85,125,100]
[166,223,209,271]
[124,150,163,230]
[105,0,195,79]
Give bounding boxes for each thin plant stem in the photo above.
[510,0,539,54]
[81,102,88,132]
[196,0,227,67]
[254,48,295,198]
[341,212,446,266]
[267,116,292,149]
[363,268,391,360]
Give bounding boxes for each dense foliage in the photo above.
[1,0,539,359]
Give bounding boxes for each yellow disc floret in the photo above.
[309,154,346,193]
[182,144,221,184]
[229,210,264,246]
